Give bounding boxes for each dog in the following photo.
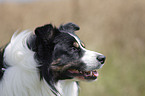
[0,23,106,96]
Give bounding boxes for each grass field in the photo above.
[0,0,145,96]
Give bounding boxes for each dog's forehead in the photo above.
[65,32,82,44]
[68,33,81,43]
[55,32,81,44]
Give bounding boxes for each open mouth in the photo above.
[68,69,99,80]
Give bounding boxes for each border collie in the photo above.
[0,23,106,96]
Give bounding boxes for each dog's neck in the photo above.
[57,80,79,96]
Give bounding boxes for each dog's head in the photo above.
[28,23,106,94]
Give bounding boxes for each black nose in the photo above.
[97,55,106,64]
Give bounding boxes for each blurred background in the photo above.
[0,0,145,96]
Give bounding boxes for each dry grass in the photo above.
[0,0,145,96]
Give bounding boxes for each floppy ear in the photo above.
[34,24,61,95]
[59,22,80,33]
[27,25,55,52]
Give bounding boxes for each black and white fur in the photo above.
[0,23,106,96]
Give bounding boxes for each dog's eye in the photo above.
[70,46,79,53]
[73,42,79,48]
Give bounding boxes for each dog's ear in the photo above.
[35,24,61,95]
[35,24,59,41]
[34,24,60,60]
[59,22,80,33]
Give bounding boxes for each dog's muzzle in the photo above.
[81,48,106,71]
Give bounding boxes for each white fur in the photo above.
[57,80,78,96]
[0,31,78,96]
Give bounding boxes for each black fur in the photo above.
[0,48,4,79]
[0,45,7,80]
[34,24,60,95]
